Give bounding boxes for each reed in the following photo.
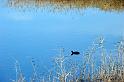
[11,37,124,82]
[7,0,124,12]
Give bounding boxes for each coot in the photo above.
[71,51,80,55]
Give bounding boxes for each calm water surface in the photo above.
[0,1,124,82]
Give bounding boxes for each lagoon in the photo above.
[0,0,124,82]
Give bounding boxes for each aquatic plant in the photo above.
[11,37,124,82]
[7,0,124,12]
[12,60,26,82]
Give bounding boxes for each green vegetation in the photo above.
[11,37,124,82]
[7,0,124,12]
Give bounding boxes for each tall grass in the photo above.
[7,0,124,12]
[11,37,124,82]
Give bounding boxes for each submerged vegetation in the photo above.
[12,37,124,82]
[7,0,124,12]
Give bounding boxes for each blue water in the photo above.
[0,2,124,82]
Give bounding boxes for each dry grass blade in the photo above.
[7,0,124,12]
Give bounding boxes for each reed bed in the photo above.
[7,0,124,11]
[11,37,124,82]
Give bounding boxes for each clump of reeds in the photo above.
[7,0,124,12]
[11,37,124,82]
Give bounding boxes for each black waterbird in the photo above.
[71,51,80,55]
